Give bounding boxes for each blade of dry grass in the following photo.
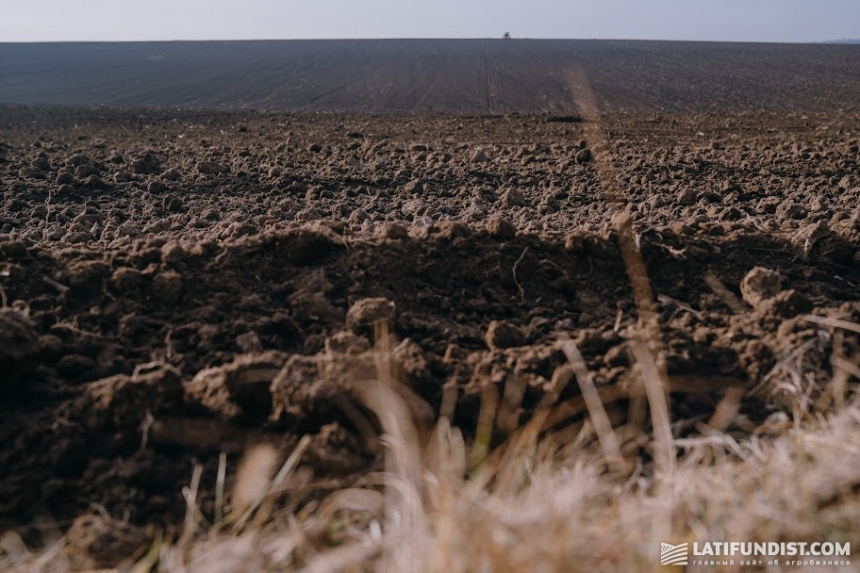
[215,452,227,527]
[130,530,162,573]
[231,444,279,526]
[559,335,627,474]
[803,314,860,335]
[629,339,677,566]
[630,340,675,481]
[180,463,205,548]
[708,386,747,432]
[234,436,312,531]
[703,270,747,313]
[470,384,499,472]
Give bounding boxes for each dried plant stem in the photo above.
[559,336,627,474]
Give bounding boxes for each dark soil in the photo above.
[2,40,860,113]
[1,105,859,552]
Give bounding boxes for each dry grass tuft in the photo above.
[7,316,857,573]
[4,338,860,571]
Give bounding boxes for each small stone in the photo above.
[325,330,371,355]
[677,188,698,205]
[161,241,186,265]
[147,180,168,193]
[197,161,228,175]
[55,172,76,185]
[404,179,424,194]
[501,188,526,207]
[411,215,434,227]
[17,164,42,181]
[82,174,107,189]
[4,199,28,213]
[564,233,586,253]
[471,148,490,163]
[792,220,830,259]
[485,320,526,350]
[849,208,860,230]
[161,168,181,181]
[837,175,859,191]
[393,338,432,383]
[67,260,110,290]
[114,170,135,183]
[486,215,516,239]
[236,331,263,353]
[32,156,50,171]
[111,267,143,291]
[346,297,396,333]
[67,154,92,167]
[436,219,471,239]
[376,222,409,240]
[64,231,91,244]
[163,195,183,213]
[75,164,99,178]
[130,152,161,174]
[758,290,812,319]
[740,267,781,308]
[575,149,593,164]
[0,240,29,258]
[776,201,805,220]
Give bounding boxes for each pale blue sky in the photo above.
[0,0,857,43]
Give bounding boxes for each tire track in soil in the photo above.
[302,45,410,109]
[484,46,508,115]
[481,42,492,114]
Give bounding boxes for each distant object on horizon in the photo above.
[824,38,860,44]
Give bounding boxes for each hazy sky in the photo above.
[1,0,858,43]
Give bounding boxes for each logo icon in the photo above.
[661,543,688,566]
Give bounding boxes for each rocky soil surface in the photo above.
[1,105,859,548]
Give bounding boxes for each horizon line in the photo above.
[1,37,857,45]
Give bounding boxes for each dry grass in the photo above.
[5,322,859,573]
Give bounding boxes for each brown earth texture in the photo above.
[1,39,860,568]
